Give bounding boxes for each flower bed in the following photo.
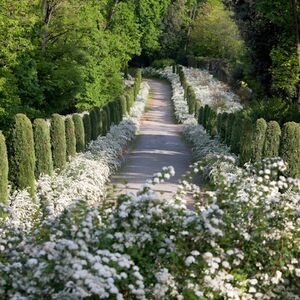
[1,70,300,299]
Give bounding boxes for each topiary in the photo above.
[0,131,8,204]
[217,113,222,135]
[101,109,108,135]
[225,113,235,146]
[104,105,111,129]
[219,113,228,142]
[33,119,53,178]
[198,106,204,125]
[134,69,142,98]
[72,114,85,152]
[279,122,300,178]
[187,86,196,115]
[65,117,76,160]
[263,121,281,158]
[89,109,98,140]
[239,118,254,165]
[9,114,36,196]
[230,115,242,154]
[252,118,267,162]
[50,114,66,172]
[207,109,218,137]
[82,113,92,147]
[203,105,210,130]
[119,95,127,115]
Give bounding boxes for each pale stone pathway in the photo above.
[112,79,192,199]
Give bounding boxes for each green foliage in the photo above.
[151,59,176,69]
[239,118,254,165]
[252,118,267,162]
[82,114,92,147]
[186,86,197,115]
[134,69,142,98]
[280,122,300,178]
[9,114,36,196]
[65,117,76,160]
[95,108,103,137]
[33,119,53,178]
[225,113,235,146]
[230,115,242,154]
[206,108,218,137]
[203,105,210,129]
[263,121,281,158]
[119,95,128,115]
[219,113,228,142]
[0,131,8,204]
[101,109,108,136]
[50,114,66,171]
[189,0,245,63]
[89,109,98,141]
[198,106,204,125]
[72,114,85,153]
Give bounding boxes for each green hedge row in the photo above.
[198,104,300,178]
[0,71,142,201]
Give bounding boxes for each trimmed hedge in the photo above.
[90,109,98,140]
[101,109,109,135]
[65,117,76,160]
[187,86,197,115]
[51,114,66,171]
[104,105,111,129]
[203,105,210,129]
[230,115,242,154]
[263,121,281,158]
[10,114,36,196]
[72,114,85,153]
[134,69,142,98]
[34,119,53,178]
[83,113,92,147]
[207,108,217,137]
[280,122,300,178]
[119,95,128,115]
[225,113,235,146]
[0,131,8,204]
[252,118,267,162]
[239,118,254,165]
[198,106,204,125]
[219,113,228,142]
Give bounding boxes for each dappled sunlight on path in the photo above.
[112,79,192,203]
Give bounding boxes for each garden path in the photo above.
[112,79,192,201]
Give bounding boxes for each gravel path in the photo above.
[112,79,192,199]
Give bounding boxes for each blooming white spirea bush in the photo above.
[182,66,243,113]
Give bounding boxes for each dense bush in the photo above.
[230,115,242,154]
[206,108,218,137]
[252,118,267,162]
[65,117,76,160]
[33,119,53,178]
[280,122,300,178]
[101,109,108,136]
[134,69,142,99]
[0,131,8,204]
[239,118,254,165]
[219,112,228,142]
[225,113,235,146]
[50,114,66,171]
[151,58,175,69]
[89,109,98,141]
[203,105,210,129]
[186,86,197,115]
[198,106,204,125]
[263,121,281,158]
[82,114,92,147]
[96,108,103,138]
[119,95,128,115]
[104,105,111,129]
[73,114,85,153]
[9,114,36,196]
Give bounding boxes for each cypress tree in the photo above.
[51,114,66,171]
[203,105,210,130]
[219,113,228,142]
[90,109,98,140]
[101,109,108,135]
[104,105,111,129]
[225,113,235,146]
[65,117,76,160]
[207,108,218,137]
[10,114,36,196]
[252,118,267,162]
[239,118,254,165]
[280,122,300,178]
[119,95,127,115]
[230,115,242,154]
[217,113,222,135]
[198,106,204,125]
[33,119,53,178]
[134,68,142,98]
[83,113,92,146]
[95,108,102,138]
[72,114,85,152]
[0,131,8,204]
[263,121,281,158]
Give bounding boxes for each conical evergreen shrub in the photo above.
[51,114,66,171]
[104,105,111,129]
[134,69,142,98]
[0,131,8,204]
[219,113,228,142]
[119,95,127,115]
[83,113,92,147]
[10,114,36,196]
[101,109,108,135]
[95,108,102,137]
[230,115,242,154]
[263,121,281,158]
[198,106,204,125]
[65,117,76,160]
[239,118,254,165]
[187,86,196,115]
[225,113,235,146]
[217,113,222,135]
[203,105,210,130]
[90,109,98,140]
[72,114,85,152]
[207,109,218,137]
[280,122,300,178]
[252,118,267,162]
[33,119,53,178]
